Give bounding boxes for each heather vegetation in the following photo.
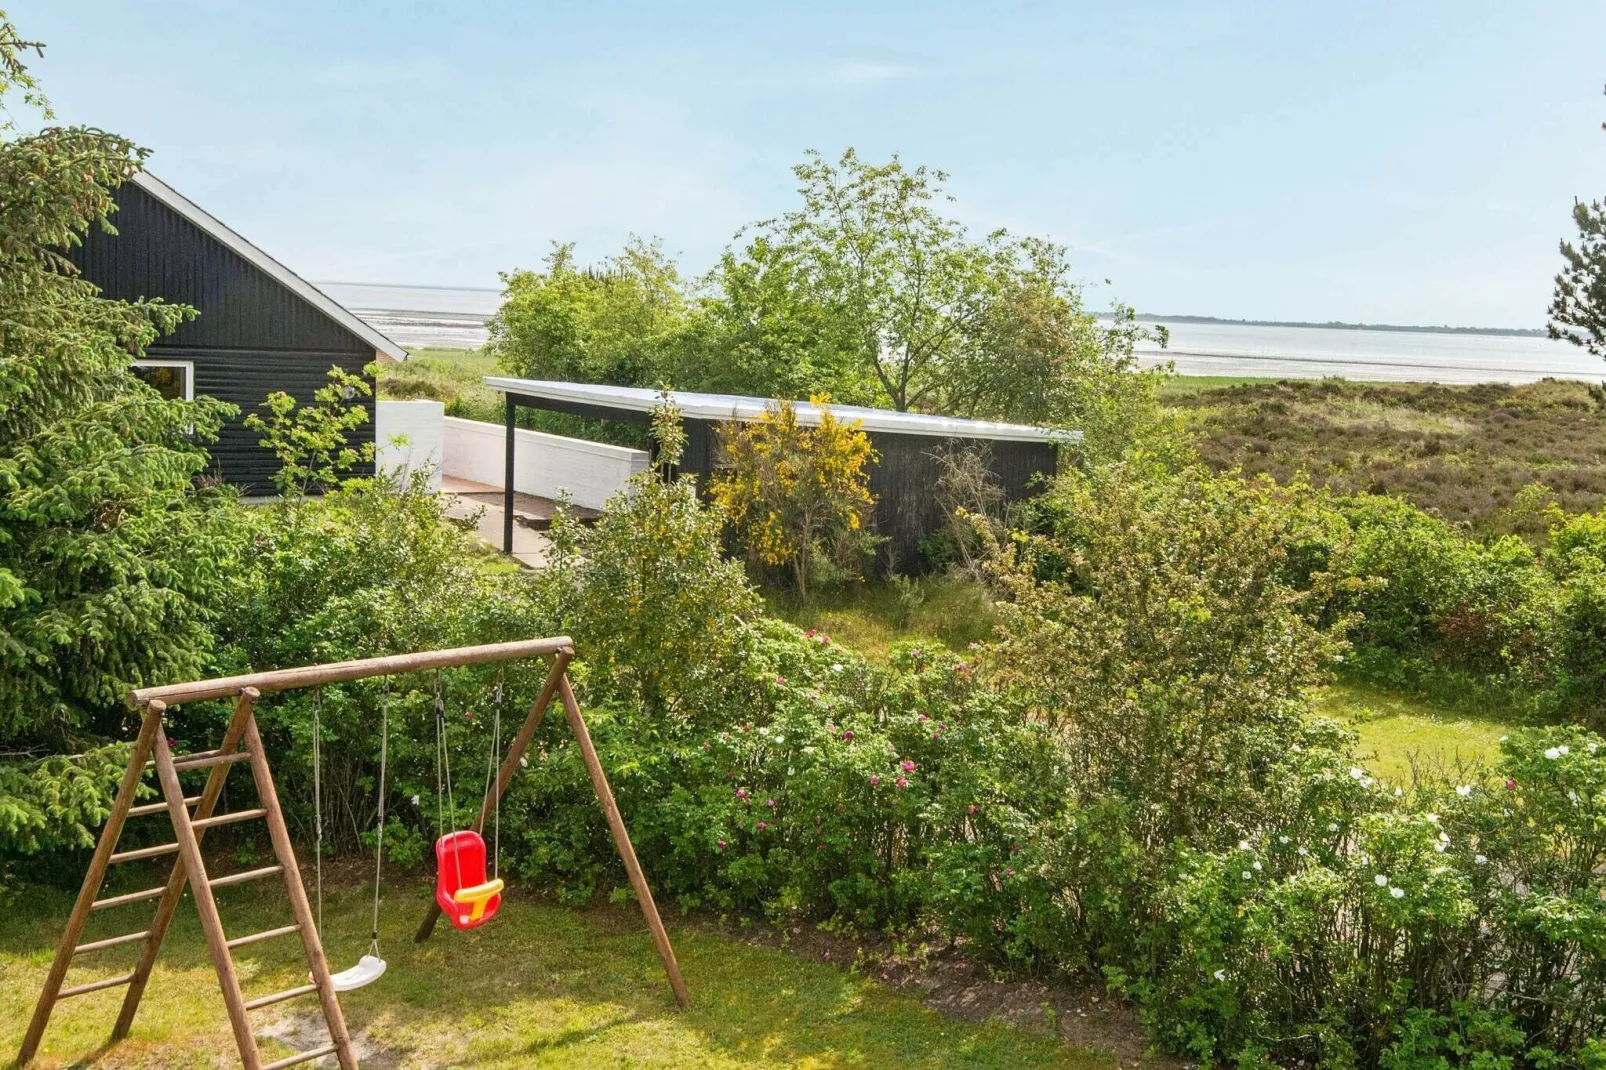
[4,13,1606,1070]
[1175,377,1606,533]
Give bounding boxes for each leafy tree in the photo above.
[0,15,243,851]
[711,397,878,599]
[670,237,875,403]
[730,148,1006,413]
[488,238,688,387]
[715,149,1172,457]
[245,364,376,496]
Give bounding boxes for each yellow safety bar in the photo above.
[451,878,504,922]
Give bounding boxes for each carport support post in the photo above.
[503,393,515,554]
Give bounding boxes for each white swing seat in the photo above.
[327,954,387,992]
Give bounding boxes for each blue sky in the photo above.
[13,0,1605,327]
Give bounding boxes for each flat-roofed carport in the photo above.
[484,377,1076,572]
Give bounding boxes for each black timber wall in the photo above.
[679,420,1055,570]
[72,181,376,493]
[510,394,1057,573]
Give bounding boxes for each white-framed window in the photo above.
[131,359,195,401]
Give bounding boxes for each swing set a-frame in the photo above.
[17,637,689,1070]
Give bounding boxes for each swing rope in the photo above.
[434,671,463,890]
[312,688,324,938]
[480,668,505,880]
[369,683,389,958]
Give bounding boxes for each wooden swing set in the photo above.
[17,637,689,1070]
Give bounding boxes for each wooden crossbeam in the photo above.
[17,635,683,1070]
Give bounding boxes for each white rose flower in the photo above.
[1390,887,1405,898]
[1545,747,1561,760]
[1213,969,1226,981]
[1375,874,1388,886]
[1252,861,1262,871]
[1474,854,1488,865]
[1278,835,1290,844]
[1241,870,1252,880]
[1238,840,1251,850]
[1349,767,1365,780]
[831,664,844,673]
[1455,785,1471,797]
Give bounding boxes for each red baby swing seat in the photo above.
[433,830,504,930]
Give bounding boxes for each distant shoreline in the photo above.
[1130,313,1547,338]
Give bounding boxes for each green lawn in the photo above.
[1314,681,1514,784]
[2,874,1103,1069]
[765,578,997,662]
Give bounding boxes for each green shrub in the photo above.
[991,463,1353,846]
[208,472,551,847]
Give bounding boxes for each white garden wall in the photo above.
[375,400,445,492]
[442,416,648,511]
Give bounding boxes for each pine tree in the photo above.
[1549,87,1606,358]
[0,15,243,854]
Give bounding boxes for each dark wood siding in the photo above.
[672,414,1056,574]
[861,433,1056,572]
[147,345,376,493]
[71,181,376,493]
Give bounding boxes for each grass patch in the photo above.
[1315,681,1515,784]
[379,347,647,449]
[1,874,1104,1069]
[1157,374,1284,396]
[765,577,996,662]
[379,346,504,423]
[1169,377,1606,533]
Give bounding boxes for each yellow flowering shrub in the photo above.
[711,396,878,599]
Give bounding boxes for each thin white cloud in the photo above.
[825,60,917,84]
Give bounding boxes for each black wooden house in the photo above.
[72,172,407,492]
[485,377,1073,571]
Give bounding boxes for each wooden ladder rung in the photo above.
[210,865,283,889]
[57,972,137,999]
[243,983,318,1011]
[145,749,219,769]
[191,808,267,830]
[128,796,200,817]
[263,1044,338,1070]
[74,930,151,956]
[108,841,180,864]
[91,884,168,911]
[173,750,252,773]
[226,923,300,950]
